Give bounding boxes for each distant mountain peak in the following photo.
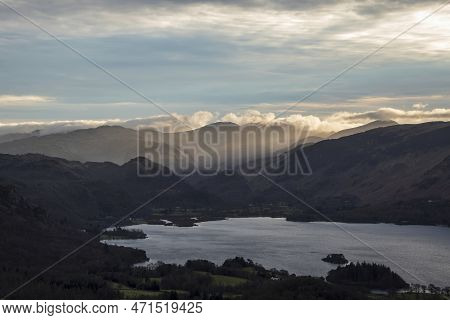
[90,125,131,131]
[205,122,239,127]
[370,120,398,125]
[328,120,398,140]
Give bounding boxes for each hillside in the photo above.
[0,130,41,144]
[0,184,147,299]
[0,123,318,169]
[271,121,450,224]
[0,122,448,225]
[190,122,450,225]
[0,154,218,226]
[0,126,138,164]
[328,120,398,140]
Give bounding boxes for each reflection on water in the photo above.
[104,218,450,286]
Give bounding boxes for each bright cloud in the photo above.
[338,107,450,123]
[0,95,54,105]
[1,1,449,59]
[412,103,428,109]
[1,107,449,137]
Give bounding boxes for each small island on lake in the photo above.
[322,253,349,264]
[101,227,146,240]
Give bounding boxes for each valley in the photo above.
[0,121,449,299]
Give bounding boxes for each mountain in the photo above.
[0,126,138,164]
[0,184,147,299]
[0,122,448,225]
[0,154,218,225]
[191,122,450,225]
[271,121,450,224]
[328,120,398,140]
[290,121,450,199]
[299,136,324,145]
[0,130,41,144]
[0,123,313,170]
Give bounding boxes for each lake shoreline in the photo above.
[105,217,450,287]
[121,213,449,229]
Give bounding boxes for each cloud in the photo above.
[1,1,441,17]
[1,0,449,59]
[1,1,450,122]
[337,107,450,124]
[412,103,428,109]
[221,110,351,135]
[0,95,54,105]
[3,105,447,137]
[221,106,450,135]
[347,96,443,107]
[0,119,120,135]
[0,111,216,135]
[0,1,449,133]
[127,111,216,132]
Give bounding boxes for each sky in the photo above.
[0,0,450,135]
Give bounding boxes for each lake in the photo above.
[104,217,450,287]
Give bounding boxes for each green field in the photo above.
[211,274,248,287]
[192,272,248,287]
[107,281,190,299]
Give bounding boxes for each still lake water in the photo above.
[104,218,450,286]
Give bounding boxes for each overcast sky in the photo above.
[0,0,450,133]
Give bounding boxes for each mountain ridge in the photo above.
[0,153,219,225]
[0,121,448,225]
[189,121,450,224]
[328,120,398,140]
